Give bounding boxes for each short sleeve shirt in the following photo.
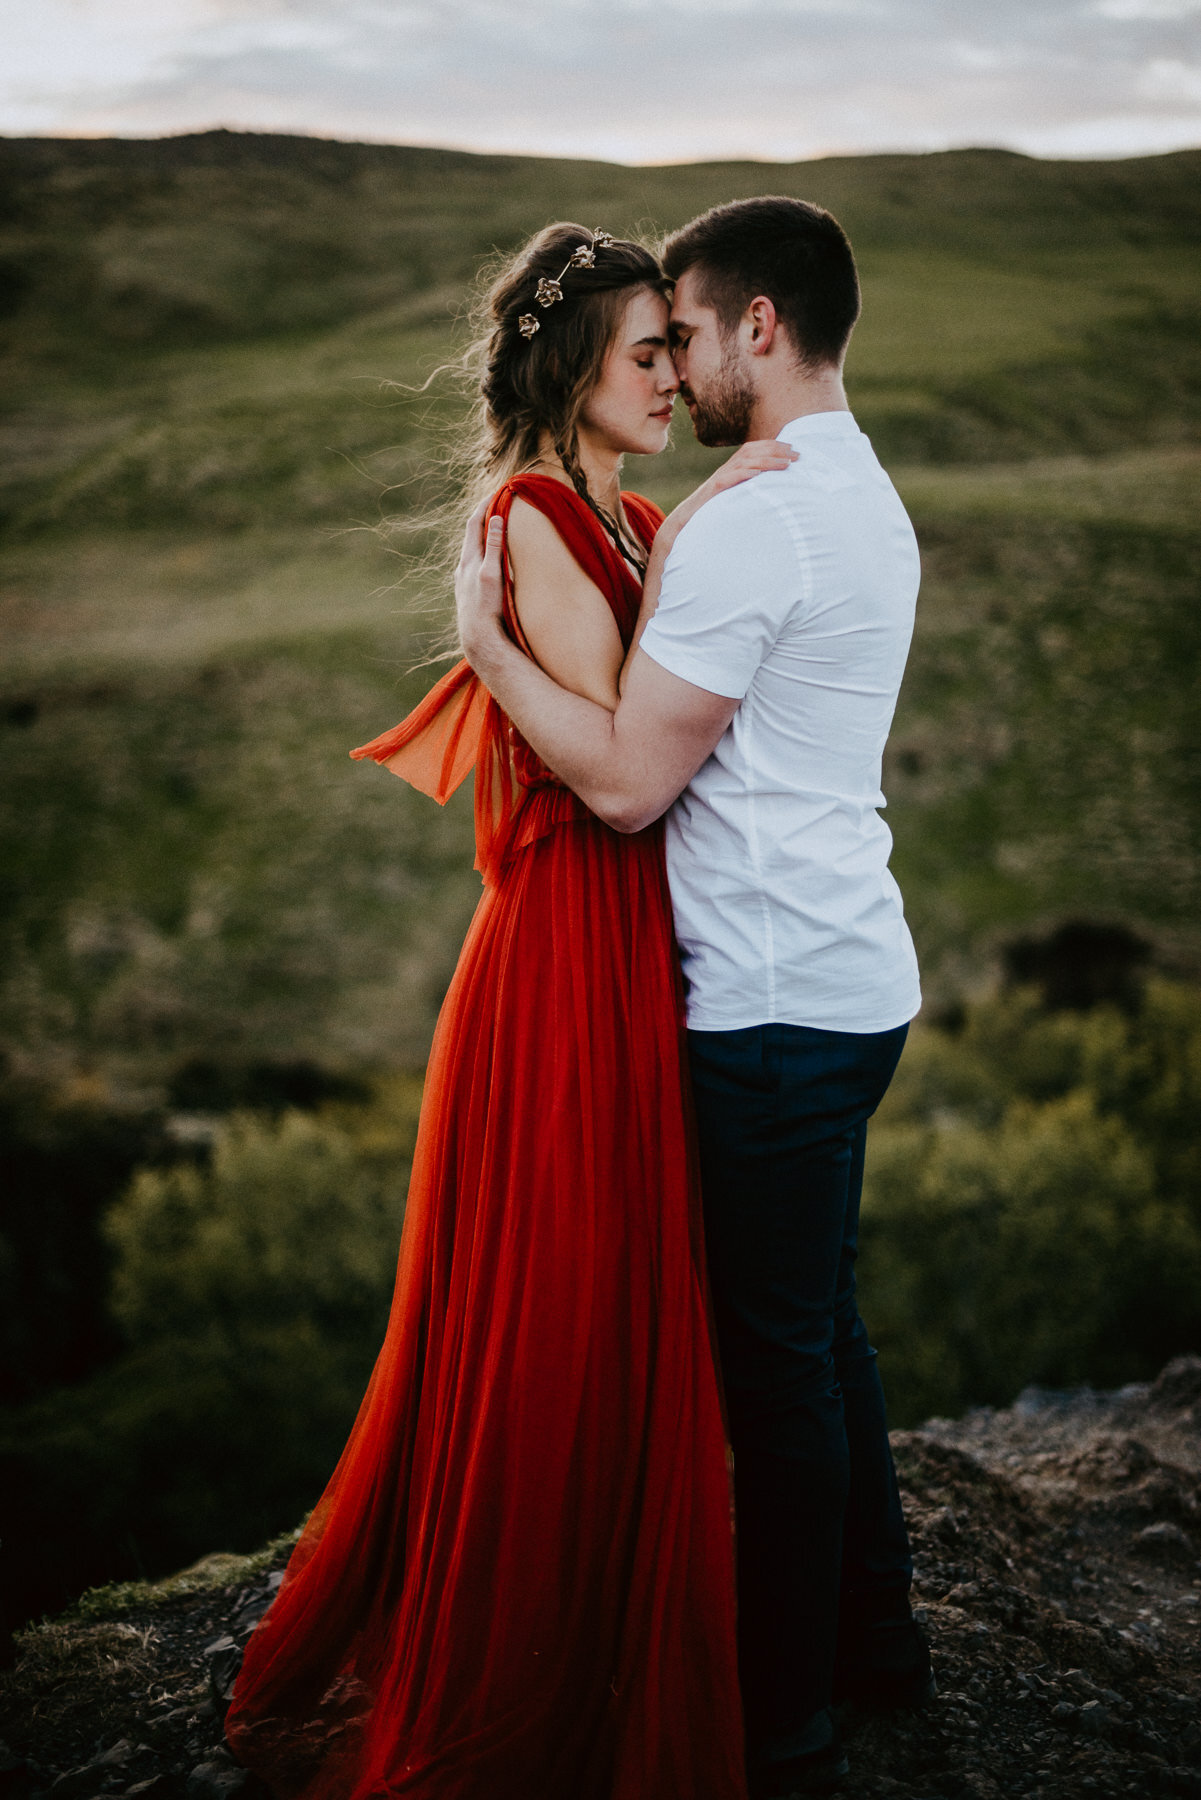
[638,411,922,1033]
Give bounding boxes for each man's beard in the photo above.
[686,340,755,447]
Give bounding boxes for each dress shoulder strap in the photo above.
[488,473,625,603]
[489,474,662,640]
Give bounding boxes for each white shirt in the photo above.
[638,411,922,1034]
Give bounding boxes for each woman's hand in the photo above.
[694,437,799,501]
[623,440,797,682]
[656,439,798,553]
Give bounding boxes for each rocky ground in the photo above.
[2,1358,1199,1800]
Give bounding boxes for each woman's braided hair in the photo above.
[473,223,669,571]
[389,224,669,651]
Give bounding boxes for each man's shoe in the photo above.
[749,1720,850,1798]
[839,1658,937,1712]
[750,1742,850,1798]
[832,1611,936,1712]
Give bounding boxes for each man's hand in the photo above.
[455,502,507,670]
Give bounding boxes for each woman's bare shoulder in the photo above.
[505,491,576,554]
[504,497,624,710]
[504,494,607,603]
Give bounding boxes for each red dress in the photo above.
[224,475,747,1800]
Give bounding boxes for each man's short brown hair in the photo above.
[663,195,861,370]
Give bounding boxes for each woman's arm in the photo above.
[505,497,626,712]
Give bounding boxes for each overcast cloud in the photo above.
[3,0,1200,161]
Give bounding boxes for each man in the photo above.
[456,195,932,1799]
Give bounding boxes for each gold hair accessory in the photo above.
[518,229,616,340]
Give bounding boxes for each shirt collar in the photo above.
[778,411,861,445]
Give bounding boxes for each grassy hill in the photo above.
[2,131,1200,1618]
[1,131,1199,1098]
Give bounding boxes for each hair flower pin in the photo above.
[517,228,616,341]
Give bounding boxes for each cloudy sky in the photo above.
[3,0,1200,163]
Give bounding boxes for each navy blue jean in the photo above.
[688,1019,913,1767]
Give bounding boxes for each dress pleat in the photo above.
[224,476,747,1800]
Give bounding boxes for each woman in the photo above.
[224,224,793,1800]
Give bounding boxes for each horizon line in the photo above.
[3,122,1200,169]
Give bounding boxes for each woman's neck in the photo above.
[531,430,624,516]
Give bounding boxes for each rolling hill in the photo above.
[1,130,1198,1092]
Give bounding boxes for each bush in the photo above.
[0,1081,421,1623]
[862,981,1201,1424]
[107,1106,408,1347]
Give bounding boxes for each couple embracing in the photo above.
[225,196,932,1800]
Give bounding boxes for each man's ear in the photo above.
[745,295,778,357]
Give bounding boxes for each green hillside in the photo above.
[2,132,1200,1620]
[2,131,1199,1098]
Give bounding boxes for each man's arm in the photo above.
[457,509,737,833]
[621,437,797,689]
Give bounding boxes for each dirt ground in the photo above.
[2,1358,1198,1800]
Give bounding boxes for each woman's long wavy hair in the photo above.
[391,223,669,650]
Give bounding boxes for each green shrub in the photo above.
[0,1082,421,1621]
[862,981,1201,1424]
[106,1104,411,1346]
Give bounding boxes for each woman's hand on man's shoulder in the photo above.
[706,438,799,495]
[659,439,798,551]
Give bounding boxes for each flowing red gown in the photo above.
[224,475,747,1800]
